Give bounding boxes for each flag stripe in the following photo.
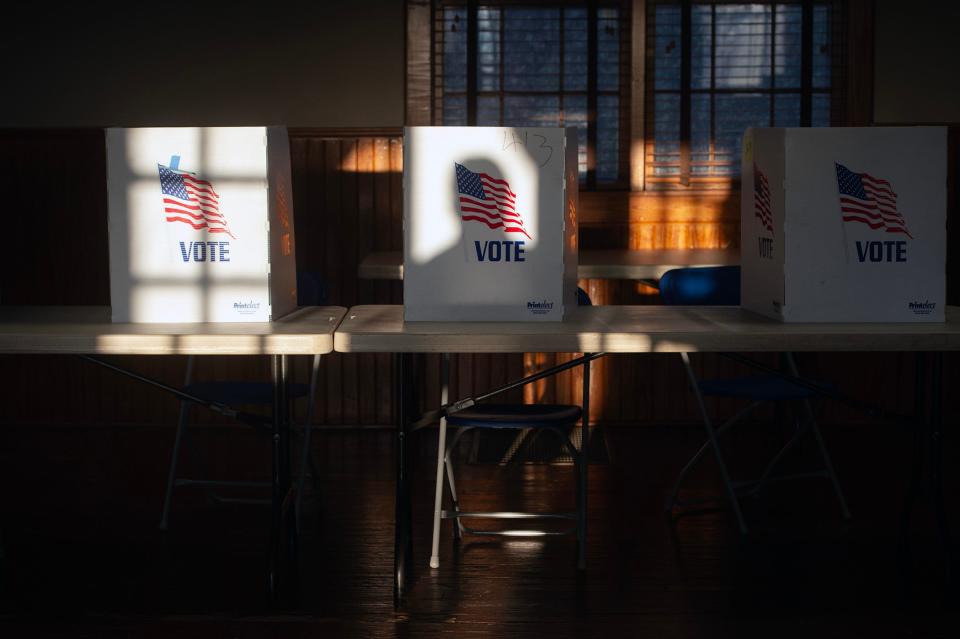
[459,198,523,221]
[840,208,909,228]
[165,217,233,233]
[860,172,894,189]
[836,162,911,239]
[163,210,227,226]
[162,197,225,217]
[753,163,774,234]
[456,163,530,238]
[159,163,235,239]
[839,197,906,224]
[841,215,911,235]
[478,173,516,195]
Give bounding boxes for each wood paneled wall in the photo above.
[0,128,953,429]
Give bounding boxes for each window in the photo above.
[432,1,631,188]
[646,1,846,189]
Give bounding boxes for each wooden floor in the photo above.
[0,421,958,637]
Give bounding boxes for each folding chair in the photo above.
[159,273,326,531]
[659,266,850,534]
[428,289,592,569]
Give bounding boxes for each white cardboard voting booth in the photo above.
[403,127,578,321]
[106,126,297,323]
[741,127,946,322]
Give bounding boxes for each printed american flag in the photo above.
[754,162,774,234]
[835,162,911,238]
[455,163,531,239]
[158,164,236,239]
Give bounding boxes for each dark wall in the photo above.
[0,1,404,128]
[874,1,960,123]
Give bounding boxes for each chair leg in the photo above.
[429,416,450,569]
[430,353,451,570]
[295,354,322,532]
[551,427,584,545]
[160,399,191,531]
[444,431,468,541]
[786,354,851,520]
[753,411,812,497]
[679,352,748,535]
[667,438,713,512]
[809,416,851,520]
[703,416,749,535]
[667,401,759,512]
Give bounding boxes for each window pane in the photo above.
[774,93,801,126]
[598,8,620,92]
[443,7,468,92]
[434,2,629,186]
[597,94,619,183]
[812,93,831,126]
[715,4,772,90]
[774,4,802,89]
[812,4,832,89]
[564,7,588,91]
[653,4,682,91]
[690,93,712,176]
[691,93,711,158]
[444,95,467,126]
[478,7,501,92]
[503,7,561,92]
[652,93,680,175]
[714,93,770,175]
[646,1,842,186]
[504,95,561,127]
[691,5,712,89]
[478,96,500,126]
[564,95,589,181]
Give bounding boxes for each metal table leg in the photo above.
[578,355,590,571]
[394,352,414,607]
[900,351,954,591]
[269,354,298,602]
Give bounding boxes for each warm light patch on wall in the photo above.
[338,138,402,173]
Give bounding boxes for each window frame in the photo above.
[424,0,633,190]
[407,0,874,194]
[643,0,848,190]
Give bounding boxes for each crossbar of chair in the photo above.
[413,351,607,431]
[732,470,830,493]
[210,496,272,506]
[671,495,730,510]
[174,479,271,489]
[80,355,271,430]
[460,528,577,538]
[672,469,833,509]
[443,511,578,520]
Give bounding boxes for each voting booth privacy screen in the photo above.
[741,127,946,322]
[403,127,578,321]
[106,127,297,323]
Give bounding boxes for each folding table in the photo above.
[334,304,960,605]
[0,304,347,601]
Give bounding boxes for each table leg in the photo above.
[269,354,298,602]
[900,351,954,590]
[578,355,590,571]
[394,352,414,607]
[930,352,953,584]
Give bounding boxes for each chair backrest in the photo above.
[576,286,593,307]
[659,266,740,306]
[296,272,328,306]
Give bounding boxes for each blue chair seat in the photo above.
[697,376,826,401]
[183,381,311,406]
[446,403,582,429]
